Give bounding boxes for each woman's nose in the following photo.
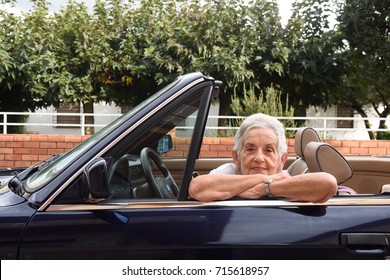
[254,151,265,162]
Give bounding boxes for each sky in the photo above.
[2,0,294,25]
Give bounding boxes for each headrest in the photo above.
[304,142,353,185]
[381,184,390,194]
[294,127,321,158]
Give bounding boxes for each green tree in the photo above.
[0,0,54,132]
[283,0,390,139]
[118,0,263,129]
[0,0,139,134]
[281,0,344,117]
[132,0,258,124]
[40,0,133,134]
[335,0,390,139]
[217,0,289,125]
[2,0,388,140]
[1,0,289,134]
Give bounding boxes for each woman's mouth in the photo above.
[251,167,268,174]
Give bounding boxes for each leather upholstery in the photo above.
[287,127,321,176]
[304,142,353,185]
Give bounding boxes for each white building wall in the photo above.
[306,106,389,140]
[26,102,121,135]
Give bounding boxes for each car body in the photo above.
[1,72,390,260]
[0,167,26,185]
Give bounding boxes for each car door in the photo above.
[18,197,390,259]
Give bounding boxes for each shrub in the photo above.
[230,85,295,138]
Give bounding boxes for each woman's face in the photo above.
[233,127,286,175]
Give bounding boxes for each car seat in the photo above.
[287,127,321,176]
[304,141,354,185]
[380,184,390,194]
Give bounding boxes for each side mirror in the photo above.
[84,158,109,199]
[157,135,173,155]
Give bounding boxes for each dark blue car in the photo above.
[1,72,390,259]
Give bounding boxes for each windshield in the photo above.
[26,78,181,192]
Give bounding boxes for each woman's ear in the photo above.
[232,150,239,166]
[279,152,288,170]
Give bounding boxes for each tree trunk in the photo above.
[376,106,390,139]
[83,102,95,135]
[293,101,307,127]
[351,103,374,140]
[218,93,231,137]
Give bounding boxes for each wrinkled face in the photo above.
[233,127,285,175]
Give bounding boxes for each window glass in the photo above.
[27,77,181,192]
[103,92,203,200]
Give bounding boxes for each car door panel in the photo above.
[19,203,390,259]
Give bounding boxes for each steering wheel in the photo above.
[140,147,179,199]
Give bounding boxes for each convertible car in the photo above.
[1,72,389,260]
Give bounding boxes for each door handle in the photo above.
[340,233,390,254]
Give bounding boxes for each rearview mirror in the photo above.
[157,135,173,155]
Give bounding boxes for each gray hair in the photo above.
[233,113,288,157]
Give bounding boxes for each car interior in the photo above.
[287,127,354,193]
[102,123,390,201]
[163,127,390,197]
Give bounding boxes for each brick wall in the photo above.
[0,134,90,168]
[1,134,389,168]
[197,138,390,158]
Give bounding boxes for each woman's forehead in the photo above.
[244,127,278,144]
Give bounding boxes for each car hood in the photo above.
[0,186,27,207]
[0,175,14,185]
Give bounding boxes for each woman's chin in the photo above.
[250,170,268,175]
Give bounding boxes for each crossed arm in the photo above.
[188,172,338,203]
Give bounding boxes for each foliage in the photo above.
[0,0,285,129]
[281,0,344,115]
[379,129,390,140]
[219,0,287,121]
[0,0,389,139]
[282,0,390,139]
[334,0,390,139]
[230,85,295,137]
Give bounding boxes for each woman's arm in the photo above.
[189,172,337,203]
[252,172,338,203]
[189,173,263,202]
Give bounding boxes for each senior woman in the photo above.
[189,113,338,202]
